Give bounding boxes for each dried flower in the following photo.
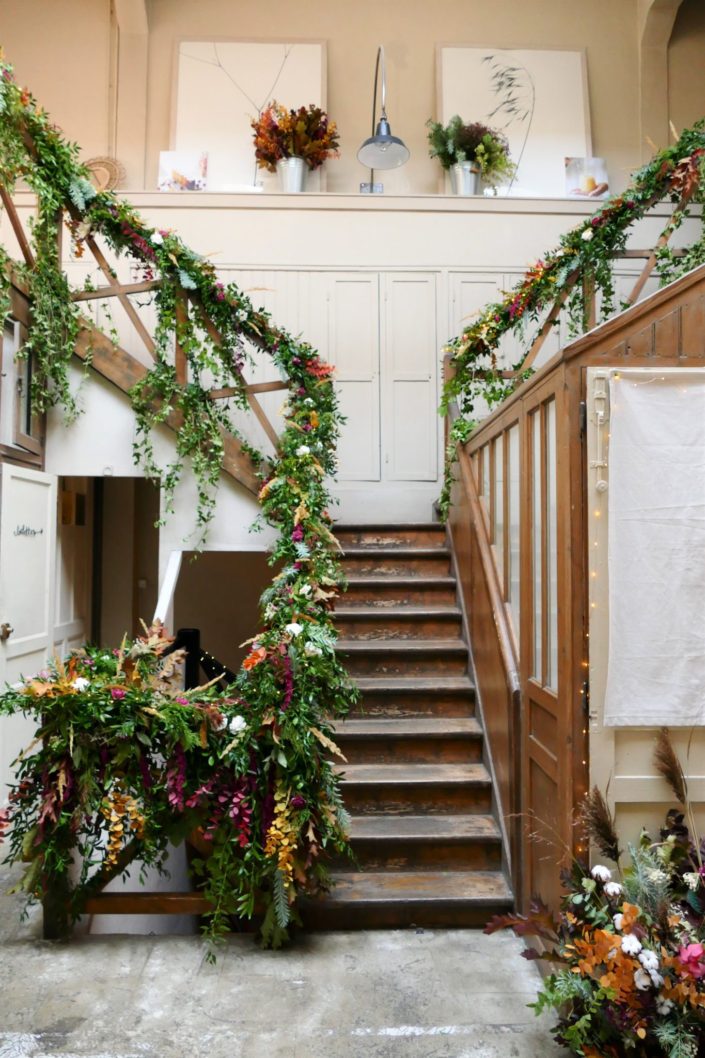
[591,864,612,882]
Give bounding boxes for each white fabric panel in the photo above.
[604,371,705,725]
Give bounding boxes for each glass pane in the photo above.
[493,434,504,581]
[546,400,558,690]
[532,411,542,680]
[508,424,520,645]
[482,444,490,503]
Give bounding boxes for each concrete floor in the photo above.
[0,864,564,1058]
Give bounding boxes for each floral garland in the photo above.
[439,123,705,518]
[0,624,353,949]
[0,59,359,947]
[488,734,705,1057]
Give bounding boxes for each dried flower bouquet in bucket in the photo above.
[487,730,705,1057]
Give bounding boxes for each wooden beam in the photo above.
[0,186,35,267]
[85,891,210,915]
[519,270,579,374]
[189,298,281,453]
[71,279,162,302]
[174,288,188,386]
[625,192,693,307]
[73,321,261,495]
[208,380,288,401]
[84,232,157,358]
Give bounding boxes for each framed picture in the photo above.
[158,150,208,192]
[437,45,591,197]
[172,39,326,193]
[565,157,609,199]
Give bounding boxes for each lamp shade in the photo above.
[357,117,410,170]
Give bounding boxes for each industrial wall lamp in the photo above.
[357,45,410,193]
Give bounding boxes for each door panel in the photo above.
[382,274,438,482]
[327,274,381,481]
[0,465,57,799]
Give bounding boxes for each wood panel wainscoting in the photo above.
[445,262,705,914]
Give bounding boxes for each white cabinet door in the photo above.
[382,273,438,481]
[325,273,381,481]
[0,465,57,799]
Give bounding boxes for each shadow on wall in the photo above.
[174,551,273,673]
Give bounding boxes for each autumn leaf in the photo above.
[310,726,347,762]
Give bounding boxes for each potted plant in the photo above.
[251,101,340,192]
[426,116,515,195]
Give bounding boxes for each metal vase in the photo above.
[277,156,306,193]
[449,162,480,196]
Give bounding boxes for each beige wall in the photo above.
[0,0,652,193]
[174,551,271,673]
[668,0,705,133]
[0,0,113,162]
[146,0,643,193]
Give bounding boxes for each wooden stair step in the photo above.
[335,523,447,550]
[342,575,457,608]
[340,547,451,576]
[349,813,500,842]
[334,717,481,738]
[336,762,490,785]
[334,606,463,640]
[333,717,482,763]
[335,762,491,814]
[345,813,502,870]
[337,638,469,676]
[301,870,512,929]
[351,675,476,718]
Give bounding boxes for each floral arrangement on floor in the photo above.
[0,57,359,948]
[251,102,340,173]
[426,116,515,188]
[0,621,353,951]
[486,730,705,1057]
[439,123,705,519]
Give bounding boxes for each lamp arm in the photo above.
[371,45,387,136]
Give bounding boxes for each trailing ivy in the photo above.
[439,123,705,518]
[0,58,359,949]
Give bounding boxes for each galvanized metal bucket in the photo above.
[449,163,480,196]
[277,156,306,193]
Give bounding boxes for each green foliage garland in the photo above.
[0,59,359,948]
[439,124,705,518]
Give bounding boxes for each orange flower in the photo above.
[243,646,267,671]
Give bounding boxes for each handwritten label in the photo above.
[13,525,44,538]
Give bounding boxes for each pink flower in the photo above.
[678,943,705,979]
[175,696,189,705]
[110,687,126,700]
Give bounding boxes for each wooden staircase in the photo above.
[304,523,512,929]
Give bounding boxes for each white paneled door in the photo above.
[0,465,57,800]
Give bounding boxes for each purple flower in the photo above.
[111,687,126,700]
[291,525,304,543]
[175,696,189,705]
[290,795,306,809]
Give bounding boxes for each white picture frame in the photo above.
[437,45,592,198]
[172,39,327,193]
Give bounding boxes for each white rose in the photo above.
[621,934,642,955]
[304,642,322,658]
[228,715,247,735]
[633,968,651,991]
[296,445,311,457]
[151,232,164,245]
[581,228,594,242]
[285,622,304,637]
[604,881,622,898]
[591,864,612,882]
[72,677,90,691]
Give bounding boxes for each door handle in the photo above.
[0,622,14,642]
